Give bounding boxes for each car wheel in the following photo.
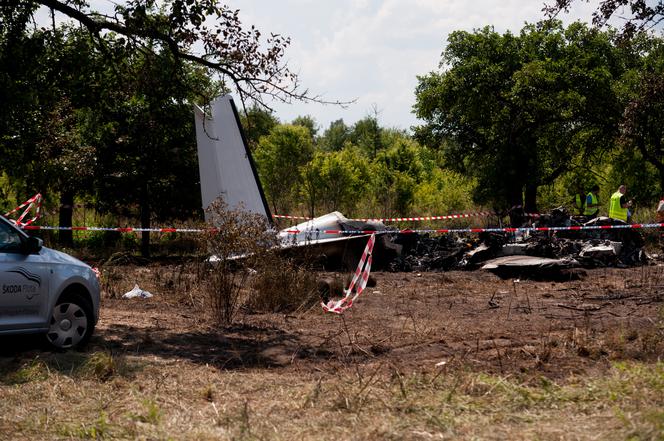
[46,293,94,350]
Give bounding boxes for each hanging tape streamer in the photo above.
[4,193,42,227]
[322,233,376,314]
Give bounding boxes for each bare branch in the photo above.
[28,0,352,109]
[544,0,664,39]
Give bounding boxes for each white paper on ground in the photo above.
[122,284,153,299]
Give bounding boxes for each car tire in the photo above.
[46,292,95,350]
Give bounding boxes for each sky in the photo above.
[223,0,598,131]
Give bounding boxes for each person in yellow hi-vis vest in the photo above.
[608,184,633,222]
[572,186,585,215]
[584,184,600,218]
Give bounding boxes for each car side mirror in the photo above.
[22,236,43,254]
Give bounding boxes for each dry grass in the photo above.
[0,352,662,440]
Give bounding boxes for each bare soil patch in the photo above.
[88,264,664,380]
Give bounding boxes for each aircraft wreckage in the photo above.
[193,95,398,267]
[194,95,653,279]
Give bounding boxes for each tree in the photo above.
[93,45,210,256]
[291,115,318,139]
[319,119,349,151]
[413,21,623,214]
[0,26,106,245]
[619,38,664,191]
[0,13,54,201]
[2,0,334,108]
[0,20,216,253]
[350,116,383,158]
[254,125,314,214]
[37,99,97,246]
[1,1,343,255]
[370,137,430,215]
[545,0,664,39]
[301,149,370,215]
[240,106,279,150]
[545,1,664,204]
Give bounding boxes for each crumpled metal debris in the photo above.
[482,255,585,280]
[388,233,470,272]
[388,210,649,276]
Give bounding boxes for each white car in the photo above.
[0,215,100,349]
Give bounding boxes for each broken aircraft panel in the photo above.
[278,211,401,269]
[482,255,584,280]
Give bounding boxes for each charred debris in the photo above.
[384,208,651,279]
[281,208,653,280]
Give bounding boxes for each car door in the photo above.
[0,220,50,331]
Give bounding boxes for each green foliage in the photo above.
[413,169,474,216]
[291,115,319,139]
[0,1,311,253]
[3,8,664,244]
[370,137,428,215]
[301,148,371,215]
[319,119,350,152]
[240,106,279,150]
[618,36,664,192]
[293,126,477,218]
[607,146,662,207]
[0,23,210,253]
[254,124,314,214]
[94,45,207,223]
[350,116,383,158]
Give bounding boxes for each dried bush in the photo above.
[204,198,279,324]
[99,265,125,299]
[248,252,320,313]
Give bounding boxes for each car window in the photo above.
[0,220,23,252]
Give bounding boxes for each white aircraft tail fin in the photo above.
[194,95,272,222]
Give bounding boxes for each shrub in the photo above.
[203,198,279,325]
[248,253,320,313]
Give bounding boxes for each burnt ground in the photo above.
[86,264,664,382]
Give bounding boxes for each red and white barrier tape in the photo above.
[18,222,663,235]
[322,233,375,314]
[273,210,541,223]
[272,214,313,220]
[4,193,43,227]
[288,223,664,235]
[20,225,209,233]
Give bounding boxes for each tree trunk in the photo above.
[307,189,316,219]
[140,183,150,258]
[524,184,538,214]
[660,168,664,203]
[507,185,524,227]
[58,190,74,247]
